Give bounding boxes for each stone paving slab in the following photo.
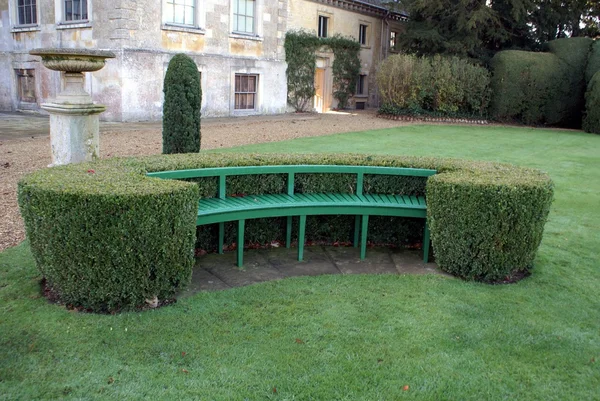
[390,248,451,276]
[325,246,398,275]
[200,249,286,288]
[266,246,341,277]
[184,245,450,297]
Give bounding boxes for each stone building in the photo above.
[0,0,406,121]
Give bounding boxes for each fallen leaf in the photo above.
[272,387,277,393]
[87,169,95,174]
[377,359,383,364]
[107,377,114,384]
[402,385,409,391]
[182,369,189,374]
[181,352,186,357]
[295,338,304,344]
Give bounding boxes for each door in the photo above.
[314,68,325,113]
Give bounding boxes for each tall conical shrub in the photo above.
[162,54,201,154]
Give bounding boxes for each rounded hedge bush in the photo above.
[162,54,202,154]
[583,71,600,134]
[18,153,553,311]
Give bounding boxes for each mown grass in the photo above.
[1,124,599,400]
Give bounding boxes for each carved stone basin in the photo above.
[29,48,116,72]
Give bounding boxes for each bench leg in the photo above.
[286,216,292,248]
[218,222,224,254]
[423,220,431,263]
[353,215,360,248]
[360,215,369,260]
[298,215,306,261]
[237,219,245,268]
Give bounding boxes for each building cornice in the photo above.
[308,0,408,21]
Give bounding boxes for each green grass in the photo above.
[2,124,599,400]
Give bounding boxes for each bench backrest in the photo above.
[147,165,437,199]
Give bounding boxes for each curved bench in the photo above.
[148,165,437,267]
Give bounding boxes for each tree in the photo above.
[162,54,202,154]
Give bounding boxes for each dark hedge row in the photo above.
[583,71,600,134]
[19,153,553,311]
[490,37,595,128]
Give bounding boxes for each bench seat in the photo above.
[198,193,427,224]
[147,165,436,267]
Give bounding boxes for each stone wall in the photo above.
[0,0,288,121]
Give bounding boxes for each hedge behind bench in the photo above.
[18,153,553,311]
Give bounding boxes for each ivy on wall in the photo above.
[284,31,362,111]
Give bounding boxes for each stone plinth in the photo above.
[29,48,115,166]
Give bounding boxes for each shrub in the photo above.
[284,31,320,112]
[326,35,362,109]
[162,54,202,154]
[489,50,568,125]
[18,163,198,312]
[377,55,490,117]
[586,40,600,84]
[583,71,600,134]
[19,153,553,309]
[547,37,593,127]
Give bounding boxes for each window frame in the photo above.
[162,0,199,28]
[234,74,259,110]
[232,0,256,35]
[359,24,367,46]
[356,74,367,97]
[15,0,38,27]
[62,0,88,23]
[318,15,329,38]
[390,30,400,52]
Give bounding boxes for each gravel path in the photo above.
[0,110,411,251]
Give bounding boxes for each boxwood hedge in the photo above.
[18,153,553,311]
[583,71,600,134]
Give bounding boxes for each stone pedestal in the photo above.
[29,48,116,166]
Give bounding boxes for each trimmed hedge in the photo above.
[585,40,600,84]
[583,71,600,134]
[19,153,553,311]
[490,38,594,127]
[547,37,593,127]
[377,54,490,118]
[162,54,202,154]
[490,50,568,125]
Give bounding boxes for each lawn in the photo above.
[1,124,599,400]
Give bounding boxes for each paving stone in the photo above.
[266,246,341,277]
[178,268,230,298]
[324,246,398,275]
[390,249,450,276]
[199,250,285,288]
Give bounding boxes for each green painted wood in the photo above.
[237,219,245,267]
[354,215,360,248]
[356,173,364,196]
[147,165,438,180]
[298,215,306,261]
[360,214,369,260]
[287,172,294,196]
[219,175,226,199]
[218,222,224,254]
[149,165,436,266]
[286,216,292,248]
[423,221,431,263]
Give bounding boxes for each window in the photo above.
[164,0,196,26]
[233,0,255,34]
[318,15,328,38]
[64,0,88,22]
[359,24,367,45]
[235,74,257,110]
[16,69,36,103]
[17,0,37,25]
[356,74,366,96]
[390,31,399,51]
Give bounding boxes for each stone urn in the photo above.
[29,48,116,166]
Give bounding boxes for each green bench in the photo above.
[148,165,437,267]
